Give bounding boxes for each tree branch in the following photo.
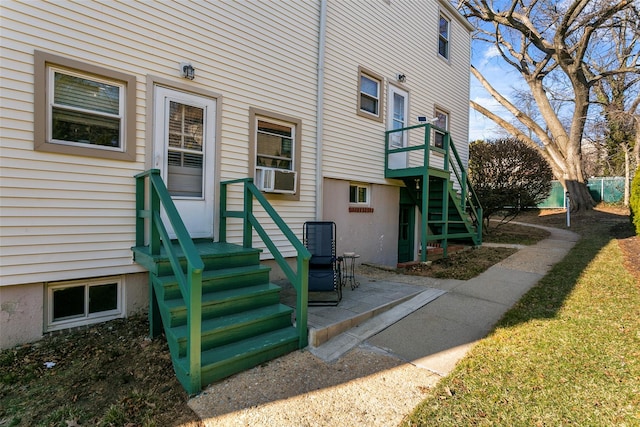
[471,65,550,141]
[470,99,566,176]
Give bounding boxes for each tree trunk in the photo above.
[563,179,594,212]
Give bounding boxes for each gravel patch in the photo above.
[188,347,440,426]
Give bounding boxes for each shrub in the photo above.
[469,138,553,228]
[630,167,640,235]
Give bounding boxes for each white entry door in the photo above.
[153,86,216,238]
[387,85,408,169]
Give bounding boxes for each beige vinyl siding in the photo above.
[1,1,319,286]
[322,0,471,183]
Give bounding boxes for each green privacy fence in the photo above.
[538,177,626,208]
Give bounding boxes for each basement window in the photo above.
[349,183,369,204]
[46,276,124,331]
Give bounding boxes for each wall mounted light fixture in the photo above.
[180,62,195,80]
[397,73,406,83]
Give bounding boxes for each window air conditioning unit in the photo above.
[255,167,297,194]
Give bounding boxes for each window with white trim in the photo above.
[357,67,384,122]
[349,183,370,205]
[438,15,450,59]
[433,109,449,149]
[250,108,301,198]
[256,119,294,171]
[34,50,136,161]
[46,276,124,331]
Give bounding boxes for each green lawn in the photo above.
[402,219,640,426]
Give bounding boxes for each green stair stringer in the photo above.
[403,175,481,257]
[428,178,481,246]
[134,240,299,395]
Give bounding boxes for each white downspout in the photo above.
[315,0,328,220]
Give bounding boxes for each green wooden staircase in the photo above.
[386,124,482,261]
[132,171,310,395]
[404,175,481,247]
[131,241,299,393]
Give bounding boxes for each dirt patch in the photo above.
[401,246,518,280]
[0,316,202,427]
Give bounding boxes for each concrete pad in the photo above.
[310,289,445,362]
[366,310,490,369]
[366,293,505,364]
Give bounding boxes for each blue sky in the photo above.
[468,43,524,142]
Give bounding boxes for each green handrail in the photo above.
[219,178,310,348]
[134,169,203,393]
[384,124,483,246]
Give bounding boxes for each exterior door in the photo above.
[398,202,415,263]
[387,85,409,169]
[153,86,216,238]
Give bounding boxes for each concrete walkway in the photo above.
[189,224,580,425]
[310,224,579,377]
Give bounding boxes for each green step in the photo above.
[162,283,282,327]
[152,265,271,301]
[174,327,299,391]
[167,304,294,357]
[131,241,261,276]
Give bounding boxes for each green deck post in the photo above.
[186,266,202,393]
[135,174,145,248]
[219,181,228,242]
[243,181,253,248]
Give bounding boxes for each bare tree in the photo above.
[459,0,640,210]
[592,9,640,205]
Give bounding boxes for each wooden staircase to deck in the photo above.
[425,176,481,245]
[403,173,481,249]
[131,240,299,394]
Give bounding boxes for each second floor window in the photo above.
[439,15,450,59]
[357,67,384,122]
[434,109,449,149]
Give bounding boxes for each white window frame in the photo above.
[47,66,126,152]
[438,14,450,60]
[349,183,370,205]
[249,107,302,200]
[46,276,124,332]
[34,50,136,161]
[433,108,449,149]
[255,117,296,172]
[357,67,384,122]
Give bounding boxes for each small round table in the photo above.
[342,252,360,290]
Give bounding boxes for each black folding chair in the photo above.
[303,221,342,306]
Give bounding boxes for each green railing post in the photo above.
[296,256,309,348]
[187,265,202,392]
[149,172,161,256]
[243,181,253,248]
[135,175,145,248]
[219,181,228,243]
[443,132,450,173]
[134,169,204,394]
[219,178,310,350]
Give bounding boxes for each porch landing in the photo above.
[279,276,437,347]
